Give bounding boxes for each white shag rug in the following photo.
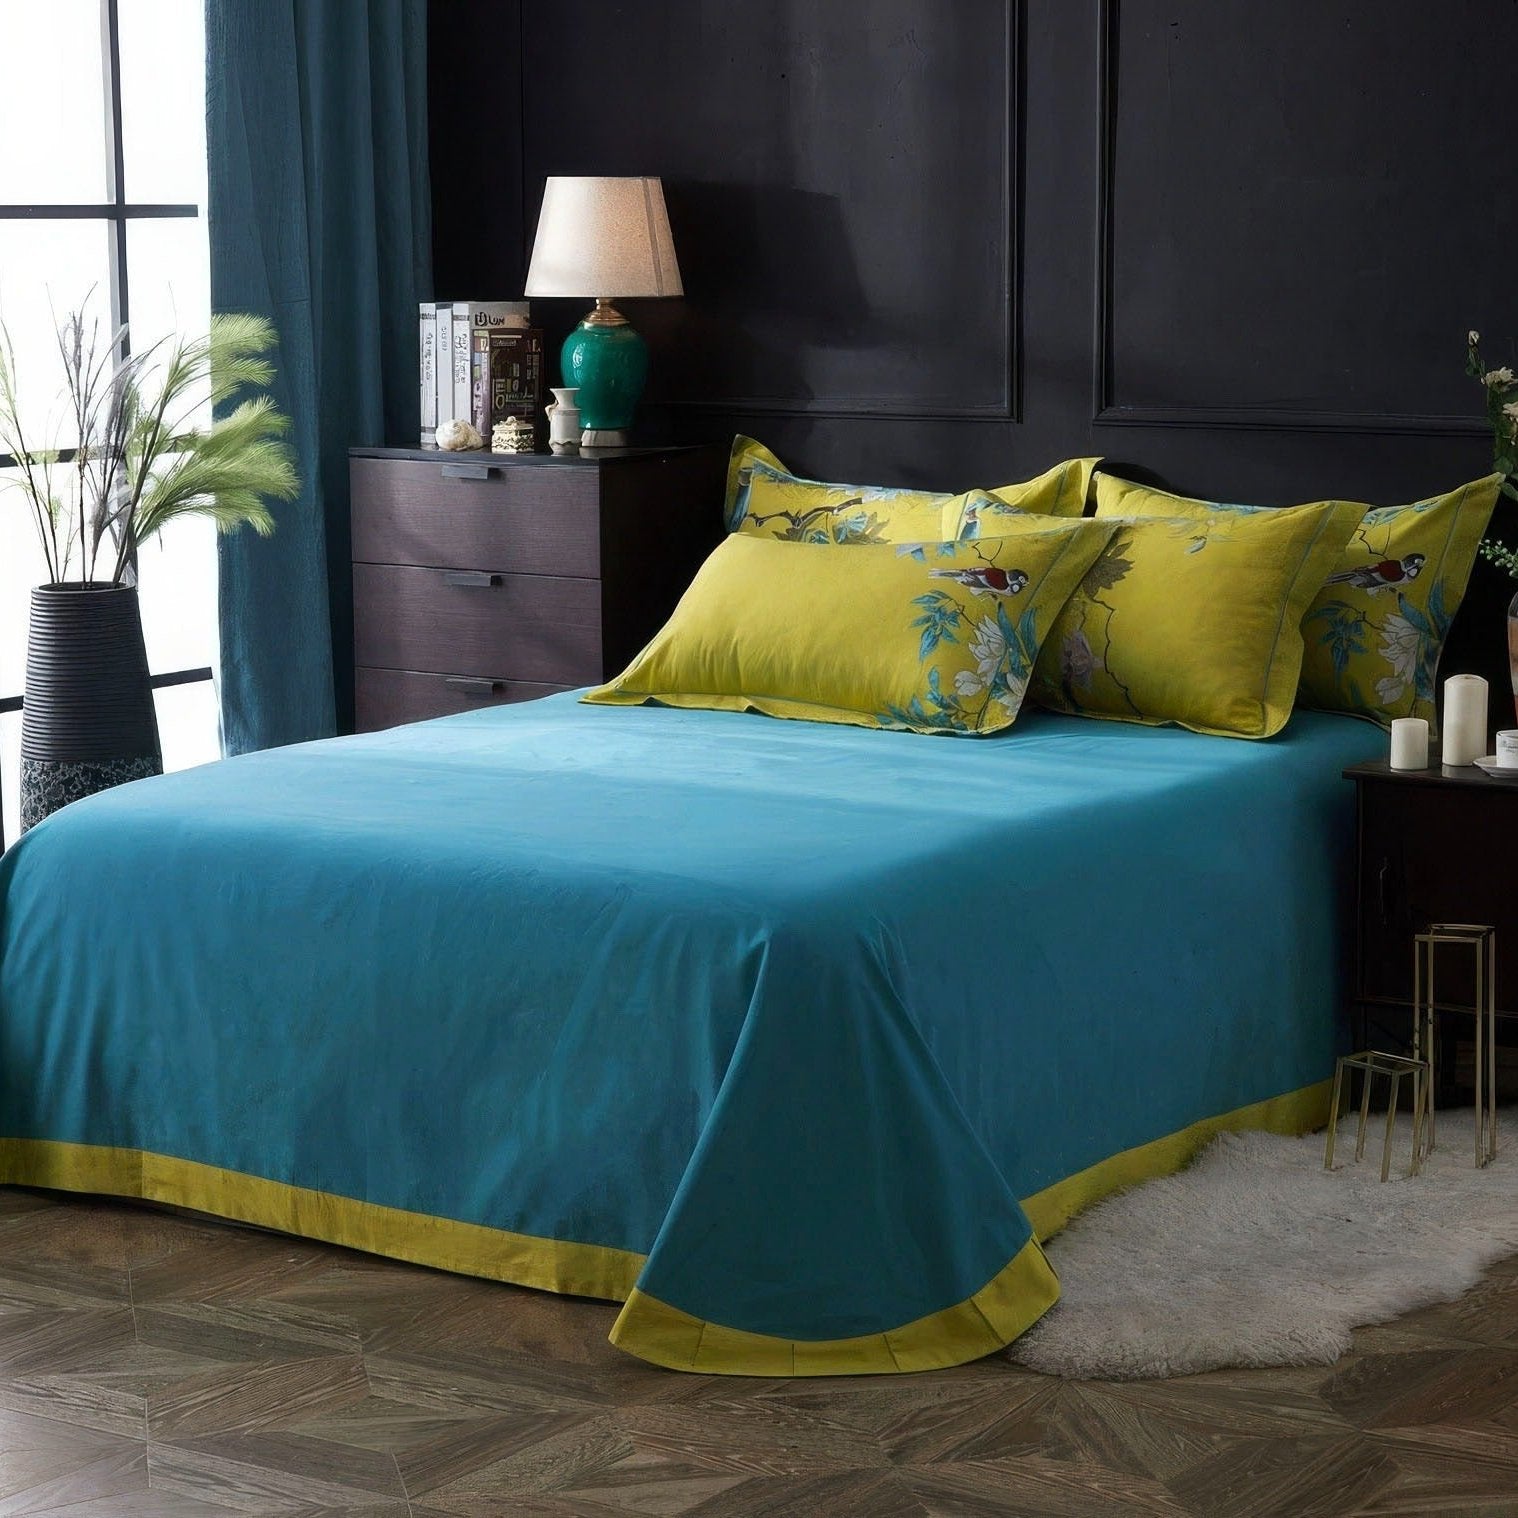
[1010,1107,1518,1381]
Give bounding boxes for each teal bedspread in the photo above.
[0,697,1386,1372]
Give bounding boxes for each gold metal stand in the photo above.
[1324,1050,1429,1181]
[1414,922,1497,1169]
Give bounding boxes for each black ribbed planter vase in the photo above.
[19,583,162,833]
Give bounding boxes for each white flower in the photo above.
[1503,400,1518,422]
[1470,330,1482,347]
[1485,367,1517,389]
[1375,612,1420,705]
[953,617,1008,697]
[995,670,1028,716]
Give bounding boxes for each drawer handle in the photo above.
[445,677,504,699]
[440,462,498,481]
[441,570,503,589]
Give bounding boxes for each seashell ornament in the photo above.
[435,418,484,451]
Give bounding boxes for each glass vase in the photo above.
[1510,588,1518,726]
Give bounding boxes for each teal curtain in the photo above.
[206,1,431,753]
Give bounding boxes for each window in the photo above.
[0,0,214,844]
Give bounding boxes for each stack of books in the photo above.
[419,300,545,448]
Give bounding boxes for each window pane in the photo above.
[155,677,219,773]
[138,512,218,674]
[0,1,109,203]
[117,0,207,205]
[0,222,114,449]
[0,478,49,693]
[0,503,221,680]
[125,215,210,413]
[0,709,17,848]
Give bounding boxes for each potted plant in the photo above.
[1468,332,1518,722]
[0,309,297,832]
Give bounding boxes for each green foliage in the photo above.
[1082,544,1132,595]
[996,599,1041,685]
[827,509,889,546]
[1307,599,1369,676]
[1467,330,1518,573]
[910,589,963,660]
[1403,580,1449,704]
[1480,538,1518,577]
[0,305,298,585]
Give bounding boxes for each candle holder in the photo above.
[1324,1049,1429,1182]
[1413,922,1497,1168]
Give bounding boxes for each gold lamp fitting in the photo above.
[581,298,629,328]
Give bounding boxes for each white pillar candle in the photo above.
[1390,717,1430,770]
[1443,674,1489,767]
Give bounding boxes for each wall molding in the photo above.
[657,0,1024,424]
[1090,0,1484,437]
[1091,404,1487,437]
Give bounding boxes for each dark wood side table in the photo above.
[349,445,724,731]
[1345,757,1518,1084]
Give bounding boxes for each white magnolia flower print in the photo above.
[1503,400,1518,423]
[1470,330,1482,347]
[1375,611,1421,705]
[953,616,1008,697]
[994,669,1028,716]
[1484,366,1516,389]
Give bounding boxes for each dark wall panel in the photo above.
[519,0,1016,418]
[1102,1,1513,428]
[430,0,1518,692]
[428,0,526,299]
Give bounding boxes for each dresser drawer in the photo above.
[352,564,602,685]
[354,667,571,731]
[350,458,602,577]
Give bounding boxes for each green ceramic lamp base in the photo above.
[561,304,648,434]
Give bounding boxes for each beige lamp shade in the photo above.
[524,176,683,300]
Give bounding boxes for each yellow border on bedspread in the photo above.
[608,1077,1332,1374]
[0,1139,644,1301]
[1020,1077,1333,1244]
[609,1238,1061,1375]
[0,1078,1330,1376]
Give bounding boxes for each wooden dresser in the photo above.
[349,445,724,731]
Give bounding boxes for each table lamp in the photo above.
[524,176,683,448]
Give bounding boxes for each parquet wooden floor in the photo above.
[2,1187,1517,1516]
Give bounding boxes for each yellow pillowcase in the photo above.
[723,435,785,525]
[585,522,1117,736]
[942,457,1101,535]
[1029,483,1361,737]
[732,453,954,543]
[1303,477,1501,728]
[1093,473,1503,729]
[722,436,1101,543]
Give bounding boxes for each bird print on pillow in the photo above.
[928,564,1029,597]
[1325,553,1426,594]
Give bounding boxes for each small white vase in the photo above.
[547,387,581,452]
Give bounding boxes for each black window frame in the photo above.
[0,0,212,712]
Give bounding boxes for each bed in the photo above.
[0,693,1387,1373]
